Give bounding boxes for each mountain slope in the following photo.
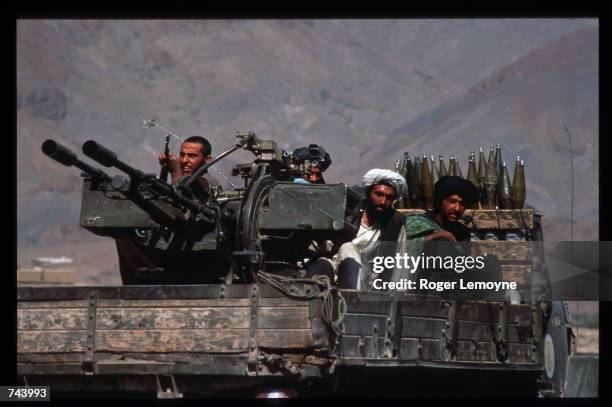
[357,27,598,240]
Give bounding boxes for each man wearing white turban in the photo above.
[337,169,407,290]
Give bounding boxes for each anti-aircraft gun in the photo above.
[41,134,360,285]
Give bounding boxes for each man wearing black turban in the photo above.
[426,175,479,241]
[402,175,478,243]
[394,176,479,296]
[396,175,476,268]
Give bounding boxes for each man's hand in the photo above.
[158,152,182,184]
[158,152,180,174]
[425,230,456,242]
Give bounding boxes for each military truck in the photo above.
[17,135,574,397]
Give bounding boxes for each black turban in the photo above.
[433,175,478,211]
[293,144,332,172]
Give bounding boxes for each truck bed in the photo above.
[18,283,543,396]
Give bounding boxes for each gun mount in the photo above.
[42,134,360,285]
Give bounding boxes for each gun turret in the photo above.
[42,139,109,181]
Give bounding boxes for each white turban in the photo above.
[362,168,407,198]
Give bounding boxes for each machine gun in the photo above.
[43,139,217,238]
[42,133,360,285]
[83,140,218,232]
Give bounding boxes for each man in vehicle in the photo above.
[404,175,478,246]
[158,135,220,189]
[115,136,220,285]
[400,175,509,300]
[337,169,408,290]
[291,144,332,185]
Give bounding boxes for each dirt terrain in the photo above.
[575,328,598,355]
[17,237,121,286]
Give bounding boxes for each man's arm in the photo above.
[425,230,457,241]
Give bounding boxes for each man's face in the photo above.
[367,184,397,216]
[304,166,322,183]
[179,142,211,176]
[441,194,465,223]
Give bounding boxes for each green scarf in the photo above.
[404,213,469,257]
[403,214,441,258]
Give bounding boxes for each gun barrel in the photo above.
[42,139,108,180]
[82,140,142,179]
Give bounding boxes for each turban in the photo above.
[362,168,407,198]
[293,145,332,172]
[433,175,478,211]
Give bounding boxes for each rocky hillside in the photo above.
[361,27,598,242]
[17,19,598,281]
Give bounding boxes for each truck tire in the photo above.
[539,299,571,397]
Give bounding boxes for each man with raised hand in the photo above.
[158,135,220,189]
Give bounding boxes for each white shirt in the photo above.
[352,222,382,251]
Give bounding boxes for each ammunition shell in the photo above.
[495,143,503,181]
[407,156,422,209]
[401,152,412,209]
[449,155,457,177]
[511,157,526,209]
[494,144,503,207]
[439,154,447,177]
[498,161,512,209]
[414,156,423,185]
[421,154,434,209]
[467,155,480,209]
[430,155,439,186]
[456,156,463,178]
[483,150,498,209]
[477,147,486,182]
[487,147,496,177]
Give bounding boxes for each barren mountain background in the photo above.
[17,19,598,286]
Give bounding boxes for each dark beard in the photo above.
[365,201,394,226]
[441,216,470,241]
